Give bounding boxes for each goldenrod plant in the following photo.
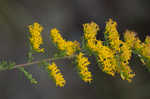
[0,18,150,87]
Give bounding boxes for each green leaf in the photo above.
[0,61,16,71]
[18,67,38,84]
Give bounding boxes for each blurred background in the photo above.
[0,0,150,99]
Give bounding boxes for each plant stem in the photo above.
[13,55,76,69]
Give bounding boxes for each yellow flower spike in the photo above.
[28,22,44,53]
[76,52,92,83]
[48,62,66,87]
[50,28,80,56]
[105,18,121,51]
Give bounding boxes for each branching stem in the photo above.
[13,55,76,69]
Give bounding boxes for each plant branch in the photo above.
[13,55,76,69]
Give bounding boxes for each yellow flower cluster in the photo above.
[48,62,66,87]
[25,19,150,85]
[83,22,117,76]
[28,22,44,52]
[96,41,117,76]
[50,28,80,56]
[105,20,133,63]
[83,20,135,82]
[76,52,92,83]
[104,19,135,82]
[104,19,121,51]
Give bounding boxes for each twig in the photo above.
[13,55,76,69]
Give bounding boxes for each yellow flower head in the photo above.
[76,52,92,83]
[105,18,121,51]
[28,22,44,52]
[50,28,80,56]
[83,22,99,40]
[48,62,66,87]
